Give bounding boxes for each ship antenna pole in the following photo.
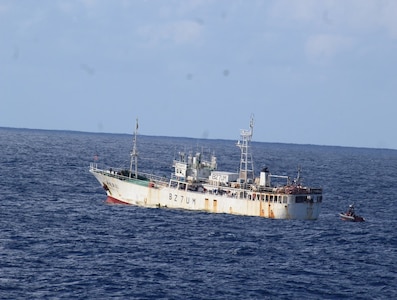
[129,118,139,179]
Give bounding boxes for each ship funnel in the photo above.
[260,167,271,187]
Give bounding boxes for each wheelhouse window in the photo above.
[295,196,307,203]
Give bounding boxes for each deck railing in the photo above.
[90,163,168,184]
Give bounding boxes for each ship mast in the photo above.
[237,115,254,185]
[129,118,139,179]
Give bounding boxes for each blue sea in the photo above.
[1,127,396,299]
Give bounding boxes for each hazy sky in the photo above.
[1,0,397,149]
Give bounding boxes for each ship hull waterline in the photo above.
[91,169,322,220]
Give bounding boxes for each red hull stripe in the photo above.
[105,196,129,205]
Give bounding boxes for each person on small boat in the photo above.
[346,204,355,216]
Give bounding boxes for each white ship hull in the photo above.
[90,167,322,220]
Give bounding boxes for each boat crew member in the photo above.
[347,204,355,216]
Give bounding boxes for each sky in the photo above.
[1,0,397,149]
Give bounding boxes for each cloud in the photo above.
[266,0,397,65]
[81,0,97,7]
[268,0,397,38]
[57,1,75,14]
[137,20,203,46]
[268,0,323,23]
[0,3,9,14]
[378,1,397,38]
[305,34,353,64]
[57,0,103,17]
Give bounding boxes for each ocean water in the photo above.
[1,127,396,299]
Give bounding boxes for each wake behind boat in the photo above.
[89,117,323,220]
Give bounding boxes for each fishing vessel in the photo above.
[89,117,323,220]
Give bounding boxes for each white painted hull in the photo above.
[90,169,322,220]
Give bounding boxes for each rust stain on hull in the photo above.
[268,204,275,219]
[204,198,209,211]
